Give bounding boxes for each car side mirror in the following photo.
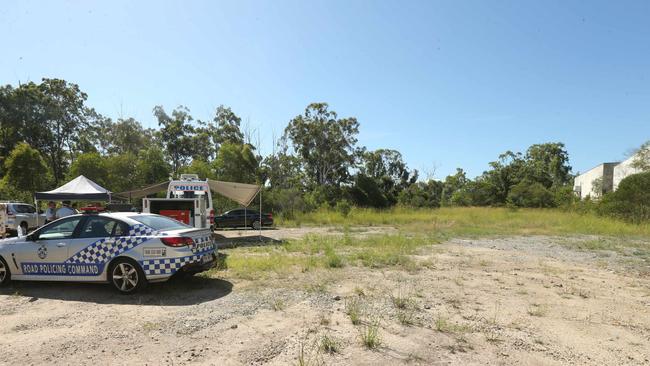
[26,233,37,242]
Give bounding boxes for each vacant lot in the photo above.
[1,208,649,365]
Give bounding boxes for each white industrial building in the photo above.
[573,162,619,199]
[613,155,643,191]
[574,149,647,200]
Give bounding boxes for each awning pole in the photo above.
[259,187,262,240]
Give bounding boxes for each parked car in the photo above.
[3,202,39,235]
[0,212,217,293]
[213,209,273,229]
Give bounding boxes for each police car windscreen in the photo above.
[128,215,191,231]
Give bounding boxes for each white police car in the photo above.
[0,212,216,294]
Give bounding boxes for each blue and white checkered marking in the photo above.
[66,224,158,264]
[190,235,214,254]
[141,255,204,275]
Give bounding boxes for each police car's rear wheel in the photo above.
[0,257,10,286]
[252,220,261,230]
[110,259,146,294]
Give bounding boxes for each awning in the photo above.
[113,181,170,200]
[207,180,261,207]
[35,175,111,201]
[115,179,261,207]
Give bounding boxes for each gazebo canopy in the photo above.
[35,175,111,201]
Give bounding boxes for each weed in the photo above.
[484,327,502,343]
[527,304,548,317]
[307,282,328,294]
[434,315,471,333]
[360,322,381,349]
[142,321,160,332]
[397,310,416,326]
[319,333,341,354]
[345,297,362,325]
[319,313,331,326]
[297,340,323,366]
[354,286,366,297]
[325,248,344,268]
[272,298,286,311]
[390,285,415,310]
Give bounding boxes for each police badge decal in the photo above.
[37,244,48,259]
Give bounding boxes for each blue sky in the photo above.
[1,0,649,178]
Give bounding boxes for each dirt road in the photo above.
[1,232,649,365]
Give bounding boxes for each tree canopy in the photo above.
[0,78,623,216]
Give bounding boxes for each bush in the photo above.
[598,172,650,223]
[507,180,554,208]
[551,185,576,208]
[349,174,388,208]
[263,188,306,219]
[335,200,352,217]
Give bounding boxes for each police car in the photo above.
[0,212,217,294]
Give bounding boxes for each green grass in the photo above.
[278,207,650,238]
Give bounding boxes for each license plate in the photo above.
[201,254,213,264]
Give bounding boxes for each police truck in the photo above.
[142,174,215,230]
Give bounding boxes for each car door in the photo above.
[233,209,246,227]
[222,210,239,227]
[65,216,131,277]
[13,216,84,277]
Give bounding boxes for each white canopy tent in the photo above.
[34,175,112,226]
[35,175,112,201]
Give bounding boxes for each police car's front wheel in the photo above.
[0,257,11,287]
[109,258,146,294]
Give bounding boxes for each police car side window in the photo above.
[39,217,83,240]
[111,221,130,237]
[79,217,129,238]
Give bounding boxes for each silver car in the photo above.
[4,202,39,235]
[0,212,216,293]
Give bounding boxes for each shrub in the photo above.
[335,200,352,217]
[507,180,554,208]
[598,172,650,223]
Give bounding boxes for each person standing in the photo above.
[0,203,6,239]
[45,201,57,224]
[55,201,76,219]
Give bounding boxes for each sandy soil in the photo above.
[1,231,649,365]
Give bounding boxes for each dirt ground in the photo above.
[1,228,649,365]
